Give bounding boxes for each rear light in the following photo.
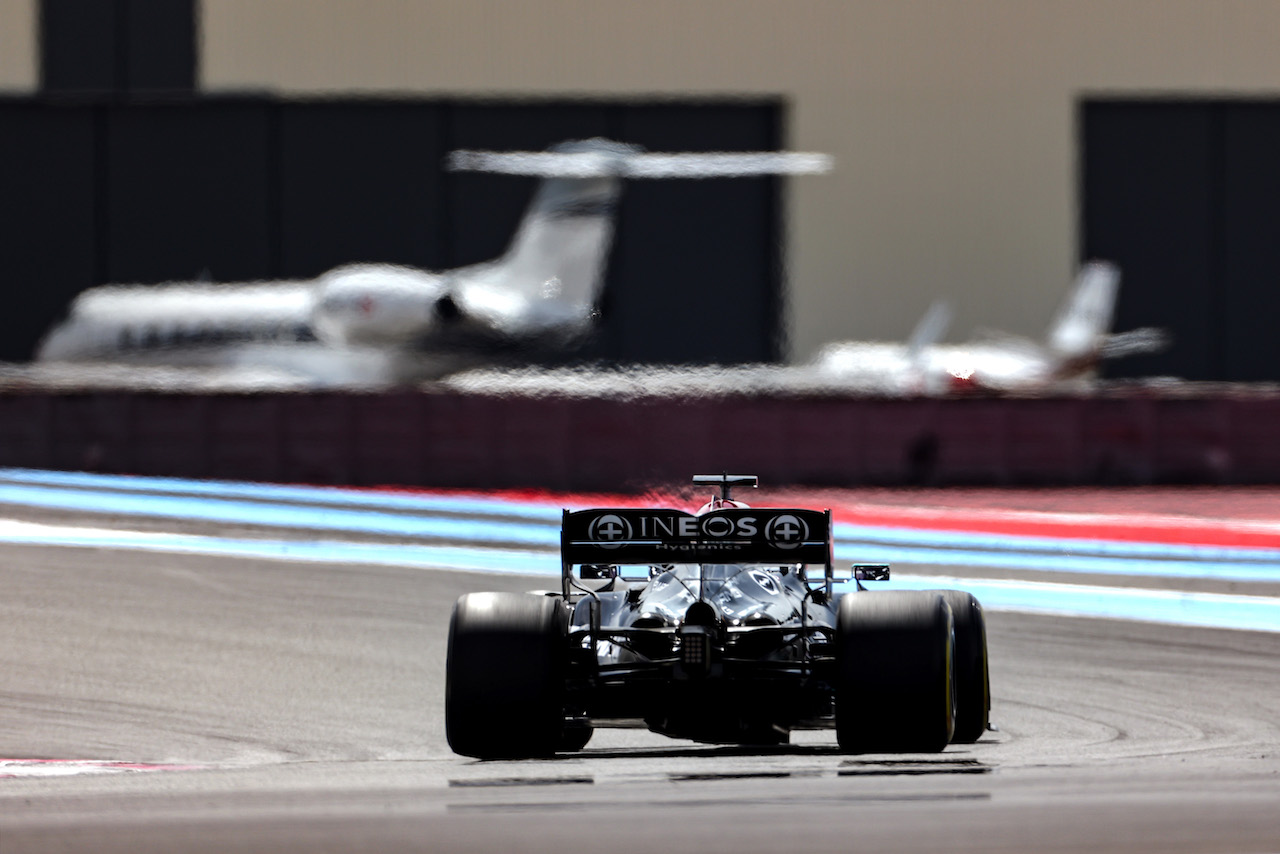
[679,627,712,676]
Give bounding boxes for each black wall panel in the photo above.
[0,104,96,360]
[40,0,120,92]
[1083,99,1280,383]
[277,103,446,276]
[612,104,780,363]
[122,0,197,92]
[1221,106,1280,382]
[1082,102,1217,381]
[104,101,272,283]
[41,0,195,93]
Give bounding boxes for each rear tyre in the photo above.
[558,720,594,752]
[835,590,955,753]
[446,592,568,759]
[931,590,990,743]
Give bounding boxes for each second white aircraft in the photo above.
[812,261,1168,394]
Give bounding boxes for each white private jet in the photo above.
[35,139,831,386]
[813,261,1169,394]
[440,262,1167,400]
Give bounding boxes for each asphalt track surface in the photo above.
[2,485,1280,851]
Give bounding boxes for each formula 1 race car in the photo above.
[446,474,990,759]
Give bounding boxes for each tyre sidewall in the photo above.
[835,590,956,753]
[446,592,567,759]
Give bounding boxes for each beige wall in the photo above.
[154,2,1280,358]
[0,0,37,92]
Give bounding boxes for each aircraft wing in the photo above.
[447,149,833,179]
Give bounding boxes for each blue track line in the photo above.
[834,522,1280,564]
[883,574,1280,635]
[6,467,1278,563]
[0,467,564,520]
[2,468,1280,632]
[1,519,1276,633]
[0,525,557,575]
[831,542,1280,584]
[3,475,1279,584]
[0,483,560,546]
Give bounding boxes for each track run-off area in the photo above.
[1,467,1279,853]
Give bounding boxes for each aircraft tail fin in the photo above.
[446,139,832,339]
[1046,261,1121,360]
[906,300,952,363]
[446,140,635,339]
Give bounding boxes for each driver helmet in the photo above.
[695,496,750,515]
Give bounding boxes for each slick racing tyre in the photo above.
[930,589,990,743]
[446,592,568,759]
[835,590,955,753]
[558,719,594,752]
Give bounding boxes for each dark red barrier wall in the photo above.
[0,390,1276,488]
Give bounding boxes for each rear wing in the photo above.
[561,508,832,595]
